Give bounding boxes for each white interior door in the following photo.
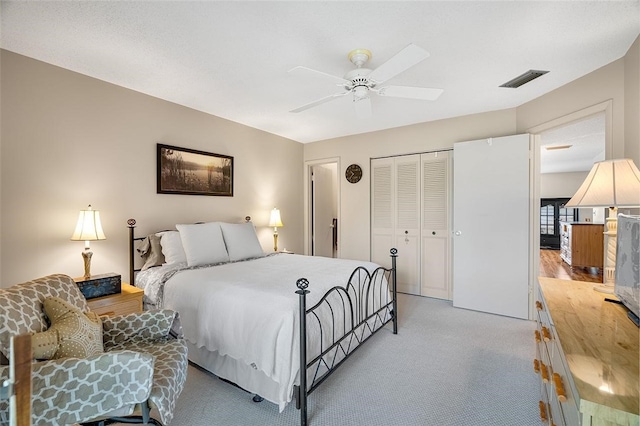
[453,135,530,319]
[371,158,394,269]
[421,152,451,299]
[312,163,337,257]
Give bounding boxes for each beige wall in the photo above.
[0,50,303,287]
[625,35,640,164]
[540,172,589,199]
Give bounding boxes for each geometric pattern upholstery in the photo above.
[0,274,188,426]
[0,274,88,359]
[102,311,189,425]
[1,350,154,426]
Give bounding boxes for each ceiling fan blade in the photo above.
[353,95,372,119]
[290,91,349,113]
[367,44,430,85]
[288,66,351,85]
[377,85,444,101]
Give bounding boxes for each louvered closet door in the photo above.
[421,152,451,299]
[371,158,394,270]
[394,155,421,295]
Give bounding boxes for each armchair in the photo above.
[0,274,188,426]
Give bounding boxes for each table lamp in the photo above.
[70,205,106,278]
[269,208,284,252]
[564,159,640,293]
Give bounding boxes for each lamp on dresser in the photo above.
[70,204,106,278]
[268,208,283,252]
[564,159,640,293]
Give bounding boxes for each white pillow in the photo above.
[220,222,265,262]
[176,222,230,267]
[156,231,187,265]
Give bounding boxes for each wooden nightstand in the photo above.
[86,283,143,317]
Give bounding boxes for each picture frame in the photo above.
[157,144,233,196]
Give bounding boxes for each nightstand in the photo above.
[86,283,143,316]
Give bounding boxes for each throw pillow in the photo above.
[137,234,165,270]
[32,297,103,360]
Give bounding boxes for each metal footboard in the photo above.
[294,248,398,426]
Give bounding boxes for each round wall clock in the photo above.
[345,164,363,184]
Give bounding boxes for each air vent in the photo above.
[500,70,549,88]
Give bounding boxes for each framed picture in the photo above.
[157,144,233,196]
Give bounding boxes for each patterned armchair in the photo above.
[0,274,188,426]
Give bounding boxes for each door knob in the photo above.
[454,231,462,236]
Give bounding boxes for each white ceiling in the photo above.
[1,1,639,144]
[540,113,605,174]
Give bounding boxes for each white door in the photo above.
[421,152,451,299]
[371,158,395,269]
[393,155,421,295]
[453,135,530,319]
[312,163,338,257]
[371,155,421,295]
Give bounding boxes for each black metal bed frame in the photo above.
[126,218,398,426]
[294,248,397,426]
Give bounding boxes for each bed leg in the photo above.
[252,394,264,403]
[296,278,310,426]
[390,248,398,335]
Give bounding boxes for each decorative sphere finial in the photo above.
[127,218,137,227]
[296,278,309,290]
[390,248,398,255]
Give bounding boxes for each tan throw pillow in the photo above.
[137,234,165,270]
[32,297,103,360]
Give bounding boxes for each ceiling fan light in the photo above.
[353,86,369,99]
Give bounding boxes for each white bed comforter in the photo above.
[159,254,382,410]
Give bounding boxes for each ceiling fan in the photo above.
[289,43,443,118]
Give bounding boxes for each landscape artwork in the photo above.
[157,144,233,196]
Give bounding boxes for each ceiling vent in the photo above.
[500,70,549,88]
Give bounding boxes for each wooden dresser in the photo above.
[559,222,604,268]
[535,278,639,425]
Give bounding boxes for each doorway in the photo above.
[532,107,609,288]
[308,161,339,257]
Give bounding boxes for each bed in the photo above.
[127,218,397,425]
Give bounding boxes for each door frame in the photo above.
[527,100,613,317]
[304,158,341,256]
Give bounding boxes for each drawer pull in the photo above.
[533,359,540,373]
[535,301,543,311]
[553,373,567,402]
[534,330,541,343]
[541,326,551,342]
[540,361,550,383]
[539,401,548,422]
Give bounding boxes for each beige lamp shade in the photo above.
[70,205,106,241]
[269,208,284,228]
[565,159,640,208]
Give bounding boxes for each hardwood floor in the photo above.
[539,249,603,283]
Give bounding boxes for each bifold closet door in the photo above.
[421,152,451,299]
[371,155,421,295]
[452,134,530,319]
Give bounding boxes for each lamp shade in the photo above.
[70,205,106,241]
[565,159,640,208]
[269,208,283,228]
